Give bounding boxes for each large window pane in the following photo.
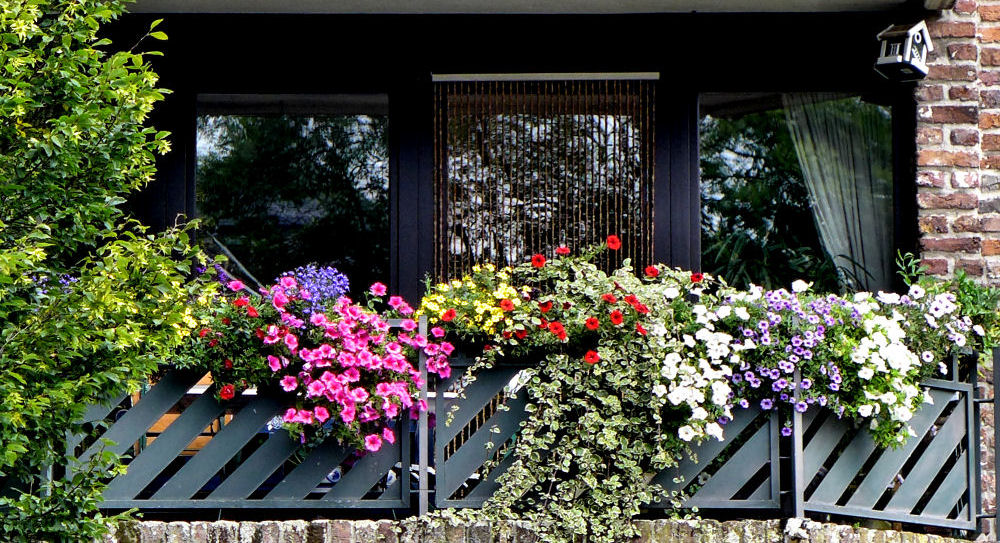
[196,113,389,296]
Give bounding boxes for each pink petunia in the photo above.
[401,319,417,332]
[282,407,298,423]
[272,291,289,310]
[310,312,328,327]
[306,380,326,398]
[388,296,404,309]
[383,428,396,444]
[370,282,387,296]
[267,355,283,372]
[360,405,380,422]
[351,387,370,403]
[440,342,455,356]
[284,334,299,351]
[413,334,428,348]
[364,434,383,452]
[314,406,330,423]
[340,402,356,423]
[343,367,361,382]
[280,276,297,289]
[227,280,245,292]
[383,401,400,418]
[280,375,298,392]
[399,304,414,316]
[295,409,314,425]
[430,327,445,338]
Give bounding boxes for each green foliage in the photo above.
[700,110,839,291]
[0,2,208,540]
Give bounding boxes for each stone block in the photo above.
[164,522,191,543]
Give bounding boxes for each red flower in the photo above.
[198,328,210,338]
[606,235,621,250]
[538,301,553,313]
[531,254,547,268]
[624,294,639,307]
[562,301,572,310]
[644,265,659,278]
[499,299,515,312]
[548,321,565,335]
[255,328,265,339]
[584,350,600,364]
[223,359,233,370]
[221,317,231,325]
[691,273,704,283]
[636,323,648,336]
[634,303,650,315]
[233,297,249,307]
[441,308,457,322]
[539,318,548,329]
[555,246,571,256]
[585,317,600,331]
[602,293,617,304]
[515,329,528,339]
[483,344,493,351]
[219,384,235,400]
[609,310,624,326]
[208,339,219,347]
[502,330,513,339]
[246,306,259,318]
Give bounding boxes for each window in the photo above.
[433,77,657,278]
[195,95,389,297]
[700,93,895,292]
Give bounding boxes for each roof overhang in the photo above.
[129,0,932,14]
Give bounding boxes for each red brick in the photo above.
[985,134,1000,151]
[950,85,977,101]
[982,70,1000,86]
[929,106,978,123]
[921,258,949,275]
[982,216,1000,231]
[929,65,977,81]
[954,215,982,232]
[951,128,980,145]
[917,84,945,102]
[984,6,1000,21]
[929,21,976,38]
[984,239,1000,256]
[959,259,984,276]
[917,126,943,145]
[955,0,977,13]
[918,192,979,209]
[919,215,949,233]
[983,27,1000,43]
[984,90,1000,108]
[920,237,981,253]
[985,49,1000,67]
[949,43,978,61]
[983,112,1000,129]
[917,150,979,167]
[953,170,980,188]
[984,154,1000,169]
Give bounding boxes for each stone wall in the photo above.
[918,3,1000,537]
[99,519,968,543]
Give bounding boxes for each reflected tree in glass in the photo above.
[196,115,389,295]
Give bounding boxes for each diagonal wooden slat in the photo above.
[442,391,528,499]
[264,438,353,500]
[207,430,300,500]
[464,451,517,503]
[690,421,770,500]
[883,408,967,513]
[920,451,969,518]
[845,390,953,508]
[809,390,949,506]
[152,396,285,500]
[653,406,762,491]
[439,366,523,443]
[78,370,203,464]
[66,393,129,456]
[103,391,226,500]
[803,412,850,479]
[324,439,401,500]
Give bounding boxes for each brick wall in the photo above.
[100,519,967,543]
[920,2,1000,538]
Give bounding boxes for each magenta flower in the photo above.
[430,326,445,338]
[314,406,330,423]
[280,276,297,289]
[383,401,400,418]
[401,319,417,332]
[388,296,404,309]
[383,428,396,444]
[351,387,369,403]
[399,304,414,315]
[364,434,382,452]
[340,403,356,423]
[267,355,282,372]
[280,375,298,392]
[284,334,299,350]
[227,280,245,292]
[370,282,387,296]
[306,380,326,398]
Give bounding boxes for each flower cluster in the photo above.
[276,264,350,314]
[261,278,451,451]
[420,263,523,341]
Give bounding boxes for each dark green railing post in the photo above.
[418,316,430,515]
[791,368,805,518]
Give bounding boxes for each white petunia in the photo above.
[705,422,725,441]
[716,305,732,319]
[908,284,925,300]
[974,324,986,337]
[858,366,875,380]
[858,404,874,417]
[791,280,812,293]
[876,291,900,305]
[664,287,680,299]
[678,425,697,441]
[734,306,750,320]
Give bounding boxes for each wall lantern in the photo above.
[875,21,933,81]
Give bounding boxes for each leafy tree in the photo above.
[195,115,389,295]
[0,1,208,540]
[700,109,839,291]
